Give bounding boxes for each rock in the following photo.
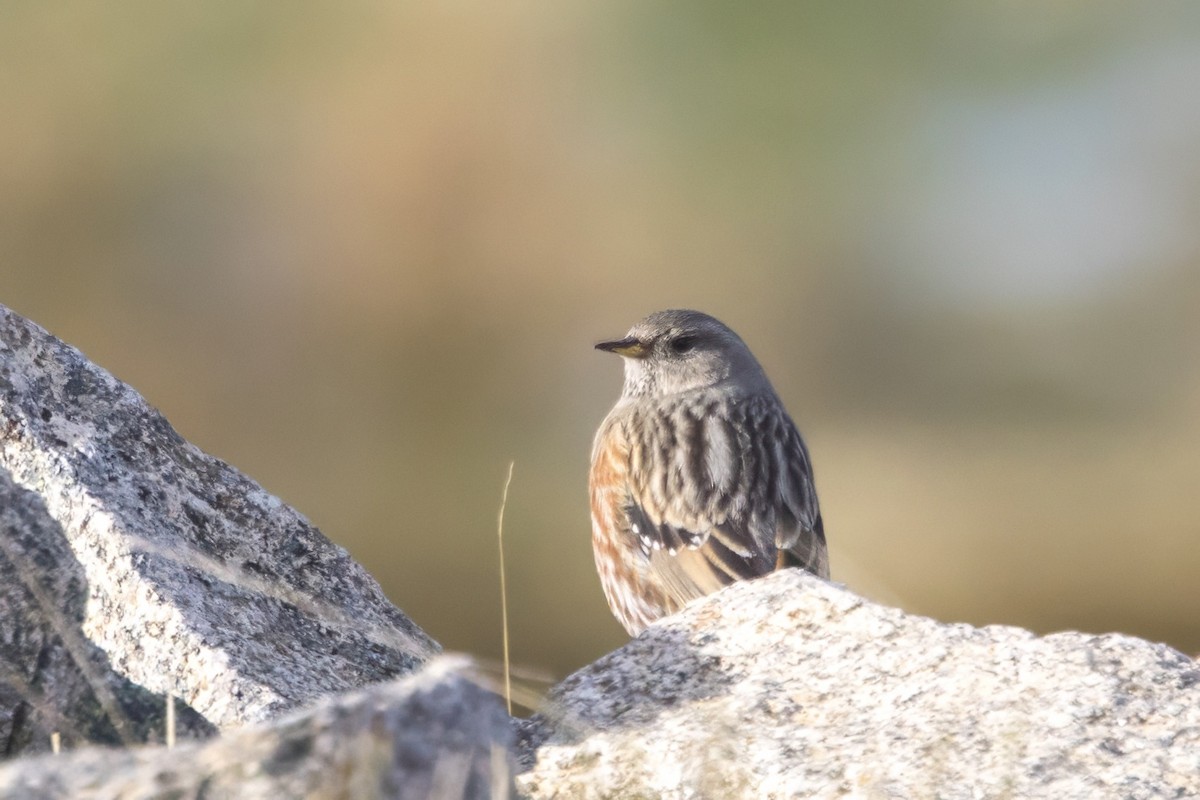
[0,655,514,800]
[0,304,437,756]
[518,570,1200,800]
[0,470,216,754]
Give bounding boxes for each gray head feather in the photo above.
[597,309,773,399]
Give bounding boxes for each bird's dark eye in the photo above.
[669,335,698,354]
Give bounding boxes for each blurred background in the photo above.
[3,3,1199,682]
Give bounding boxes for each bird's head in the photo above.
[595,309,770,398]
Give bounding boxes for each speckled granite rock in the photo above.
[0,656,513,800]
[0,304,437,755]
[0,471,218,754]
[518,570,1200,800]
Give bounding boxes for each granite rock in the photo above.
[0,304,437,755]
[519,570,1200,799]
[0,656,512,800]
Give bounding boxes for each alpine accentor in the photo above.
[590,309,829,635]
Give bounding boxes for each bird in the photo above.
[589,309,829,635]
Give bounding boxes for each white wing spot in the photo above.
[631,523,640,534]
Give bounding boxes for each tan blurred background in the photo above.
[3,3,1199,680]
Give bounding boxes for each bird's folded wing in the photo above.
[623,396,829,610]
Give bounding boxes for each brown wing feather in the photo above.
[590,414,679,633]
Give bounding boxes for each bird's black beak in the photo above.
[595,336,649,359]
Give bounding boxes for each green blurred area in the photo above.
[3,3,1198,679]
